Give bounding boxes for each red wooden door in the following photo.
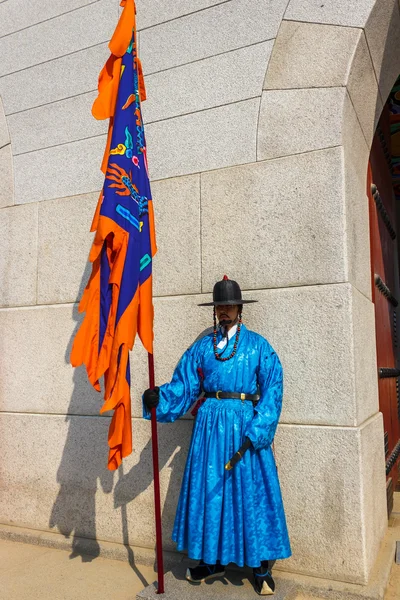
[368,105,400,514]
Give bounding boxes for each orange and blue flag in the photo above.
[71,0,156,470]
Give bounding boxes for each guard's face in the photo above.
[215,304,240,325]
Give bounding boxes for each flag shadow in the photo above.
[113,419,191,573]
[49,295,115,563]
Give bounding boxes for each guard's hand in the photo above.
[143,387,160,412]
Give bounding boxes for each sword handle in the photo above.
[225,437,252,470]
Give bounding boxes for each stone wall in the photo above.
[0,0,399,587]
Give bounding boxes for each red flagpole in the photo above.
[148,352,165,594]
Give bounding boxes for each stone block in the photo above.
[35,174,201,301]
[275,414,386,584]
[14,135,105,204]
[257,87,346,161]
[151,175,201,297]
[342,92,372,300]
[0,0,116,77]
[135,0,228,30]
[351,288,379,424]
[146,99,259,181]
[130,294,211,418]
[130,342,150,418]
[365,0,400,102]
[0,305,102,415]
[201,148,346,292]
[0,144,14,209]
[142,42,273,124]
[244,284,377,427]
[347,33,383,148]
[0,96,10,148]
[360,413,387,577]
[37,192,98,305]
[140,0,288,74]
[0,412,193,551]
[0,204,37,307]
[0,0,97,37]
[8,92,105,156]
[0,44,109,115]
[284,0,376,28]
[264,21,360,90]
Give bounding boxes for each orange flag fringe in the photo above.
[71,0,156,470]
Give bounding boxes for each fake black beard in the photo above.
[219,319,233,327]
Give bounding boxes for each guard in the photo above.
[143,276,291,595]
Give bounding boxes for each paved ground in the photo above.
[0,539,156,600]
[385,492,400,600]
[0,493,398,600]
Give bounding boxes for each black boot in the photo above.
[253,561,275,596]
[186,561,226,583]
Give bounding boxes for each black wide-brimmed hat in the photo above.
[198,275,258,306]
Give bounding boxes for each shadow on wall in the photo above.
[113,428,187,570]
[49,295,114,563]
[48,265,192,577]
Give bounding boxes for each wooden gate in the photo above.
[368,104,400,515]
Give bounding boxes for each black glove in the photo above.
[143,386,160,412]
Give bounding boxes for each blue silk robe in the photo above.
[143,324,291,567]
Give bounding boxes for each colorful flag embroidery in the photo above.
[70,0,156,470]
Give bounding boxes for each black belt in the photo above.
[204,391,260,406]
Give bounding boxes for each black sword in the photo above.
[225,437,252,470]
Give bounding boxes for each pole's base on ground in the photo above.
[136,563,296,600]
[137,527,397,600]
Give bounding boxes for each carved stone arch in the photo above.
[255,0,400,586]
[256,0,400,347]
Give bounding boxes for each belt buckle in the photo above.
[216,390,222,400]
[240,393,246,402]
